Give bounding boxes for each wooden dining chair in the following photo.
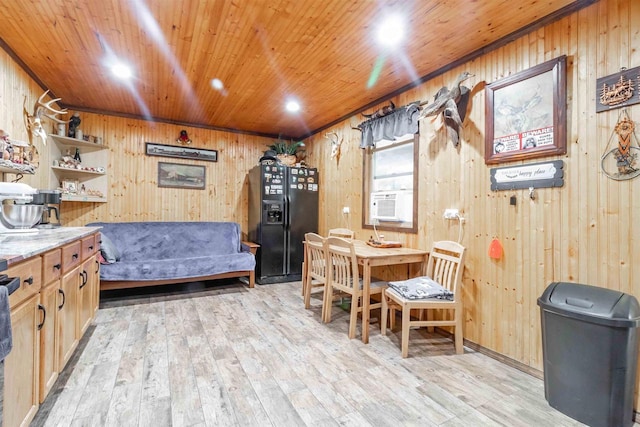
[303,232,328,310]
[328,228,355,239]
[324,236,387,338]
[381,240,466,357]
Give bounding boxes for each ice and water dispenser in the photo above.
[263,202,283,224]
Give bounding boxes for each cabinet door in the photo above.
[39,281,59,403]
[78,257,94,336]
[58,266,79,371]
[3,294,40,427]
[92,256,100,315]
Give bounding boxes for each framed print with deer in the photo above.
[485,55,567,164]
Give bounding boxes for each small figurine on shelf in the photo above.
[68,112,81,138]
[0,130,11,160]
[80,184,86,195]
[73,147,81,163]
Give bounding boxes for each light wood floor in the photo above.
[32,280,592,427]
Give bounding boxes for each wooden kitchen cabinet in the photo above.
[92,256,100,315]
[3,293,40,427]
[78,256,95,336]
[3,256,42,427]
[39,249,62,403]
[57,264,80,371]
[2,231,100,427]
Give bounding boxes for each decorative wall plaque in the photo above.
[601,109,640,181]
[596,66,640,113]
[490,160,564,191]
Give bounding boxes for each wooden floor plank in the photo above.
[32,280,620,427]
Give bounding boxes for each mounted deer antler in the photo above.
[23,90,68,146]
[325,131,343,163]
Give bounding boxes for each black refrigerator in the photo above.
[248,163,319,284]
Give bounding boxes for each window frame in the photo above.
[361,133,419,234]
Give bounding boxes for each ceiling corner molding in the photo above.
[304,0,599,139]
[64,105,281,140]
[0,36,55,97]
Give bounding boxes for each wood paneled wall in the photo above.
[1,49,271,232]
[307,0,640,403]
[2,0,640,408]
[56,114,270,231]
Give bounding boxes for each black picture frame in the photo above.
[146,142,218,162]
[157,162,206,190]
[485,55,567,164]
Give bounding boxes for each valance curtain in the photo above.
[358,102,421,148]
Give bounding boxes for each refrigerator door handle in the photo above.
[284,194,291,274]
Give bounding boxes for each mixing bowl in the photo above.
[0,204,43,229]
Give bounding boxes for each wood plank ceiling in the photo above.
[0,0,587,139]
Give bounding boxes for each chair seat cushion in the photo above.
[387,276,453,300]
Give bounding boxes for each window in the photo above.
[362,133,418,233]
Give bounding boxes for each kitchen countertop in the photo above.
[0,226,101,266]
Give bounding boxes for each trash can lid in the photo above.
[537,282,640,327]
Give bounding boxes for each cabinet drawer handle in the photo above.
[24,276,34,285]
[95,259,100,273]
[38,304,46,330]
[79,270,88,289]
[72,253,79,260]
[53,263,61,270]
[89,245,94,251]
[58,288,66,310]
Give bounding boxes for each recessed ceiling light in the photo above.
[285,100,301,112]
[211,78,224,90]
[111,63,132,79]
[376,14,405,47]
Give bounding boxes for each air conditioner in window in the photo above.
[370,191,411,222]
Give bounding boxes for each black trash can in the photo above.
[538,282,640,427]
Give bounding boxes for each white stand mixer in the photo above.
[0,182,40,234]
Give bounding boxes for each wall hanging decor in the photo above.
[23,89,68,147]
[176,129,192,145]
[485,55,567,164]
[325,131,343,164]
[157,162,206,189]
[418,71,474,147]
[146,142,217,162]
[490,160,564,191]
[596,66,640,113]
[601,109,639,181]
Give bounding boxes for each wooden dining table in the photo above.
[350,240,429,344]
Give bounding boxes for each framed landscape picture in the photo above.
[157,162,206,189]
[484,55,567,164]
[146,142,218,162]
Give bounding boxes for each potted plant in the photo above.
[267,139,305,166]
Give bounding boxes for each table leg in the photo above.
[362,260,371,344]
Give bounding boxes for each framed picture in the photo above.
[485,55,567,164]
[146,142,218,162]
[158,162,206,189]
[61,179,78,194]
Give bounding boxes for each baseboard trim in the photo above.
[462,338,543,380]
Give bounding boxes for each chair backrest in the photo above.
[426,241,466,294]
[305,232,328,282]
[326,236,359,293]
[328,228,355,239]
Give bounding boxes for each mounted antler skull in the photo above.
[23,90,68,146]
[326,131,343,163]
